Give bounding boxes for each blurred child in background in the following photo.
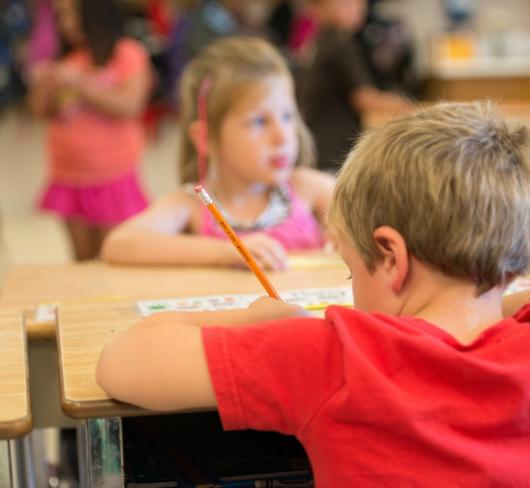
[29,0,152,260]
[102,36,334,270]
[183,0,244,61]
[354,0,420,98]
[299,0,412,172]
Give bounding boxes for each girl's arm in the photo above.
[102,189,290,269]
[96,297,306,411]
[27,63,58,117]
[101,192,240,266]
[56,63,151,118]
[502,289,530,317]
[290,167,335,226]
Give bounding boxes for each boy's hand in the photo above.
[141,297,309,330]
[248,296,310,321]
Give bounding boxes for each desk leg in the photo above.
[11,438,36,488]
[80,418,123,488]
[28,337,79,428]
[77,424,88,488]
[0,440,13,488]
[0,438,36,488]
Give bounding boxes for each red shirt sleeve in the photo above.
[201,317,344,436]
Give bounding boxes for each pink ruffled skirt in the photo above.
[39,172,148,226]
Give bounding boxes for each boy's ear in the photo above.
[373,226,409,293]
[188,120,208,155]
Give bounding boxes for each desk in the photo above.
[1,258,345,339]
[0,258,344,430]
[363,100,530,130]
[54,265,347,486]
[0,310,32,488]
[424,76,530,102]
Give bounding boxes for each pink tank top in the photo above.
[199,185,324,251]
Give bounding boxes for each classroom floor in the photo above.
[0,108,179,275]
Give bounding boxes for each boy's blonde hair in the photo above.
[178,36,314,183]
[329,101,530,293]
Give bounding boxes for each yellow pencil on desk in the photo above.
[303,303,353,311]
[194,185,282,300]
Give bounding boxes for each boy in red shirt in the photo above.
[97,102,530,486]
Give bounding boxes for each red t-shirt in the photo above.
[202,304,530,487]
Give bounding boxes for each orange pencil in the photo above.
[194,185,282,300]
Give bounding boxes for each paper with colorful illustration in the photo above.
[136,286,354,316]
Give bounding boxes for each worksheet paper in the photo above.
[136,287,354,316]
[32,277,530,323]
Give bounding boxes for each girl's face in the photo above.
[54,0,85,47]
[212,76,299,188]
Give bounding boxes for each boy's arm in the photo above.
[502,289,530,317]
[96,318,216,411]
[96,299,307,411]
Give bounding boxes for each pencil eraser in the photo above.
[194,184,203,193]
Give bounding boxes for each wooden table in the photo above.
[1,257,346,339]
[0,257,345,430]
[424,76,530,102]
[0,310,32,488]
[363,99,530,130]
[54,263,348,487]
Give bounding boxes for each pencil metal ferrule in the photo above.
[194,185,213,206]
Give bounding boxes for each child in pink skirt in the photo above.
[28,0,152,260]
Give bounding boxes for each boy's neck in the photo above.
[400,262,505,345]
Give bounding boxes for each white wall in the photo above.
[378,0,530,72]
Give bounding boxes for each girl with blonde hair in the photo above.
[103,36,334,269]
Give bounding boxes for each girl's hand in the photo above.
[54,64,83,90]
[230,233,288,271]
[248,296,310,321]
[30,61,56,85]
[49,65,84,115]
[28,62,61,117]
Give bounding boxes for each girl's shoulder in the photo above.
[114,37,149,56]
[153,186,200,210]
[289,167,336,204]
[142,187,202,232]
[109,37,150,73]
[60,47,89,66]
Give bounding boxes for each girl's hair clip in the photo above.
[197,76,213,182]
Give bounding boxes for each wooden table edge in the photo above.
[0,414,32,439]
[60,396,149,419]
